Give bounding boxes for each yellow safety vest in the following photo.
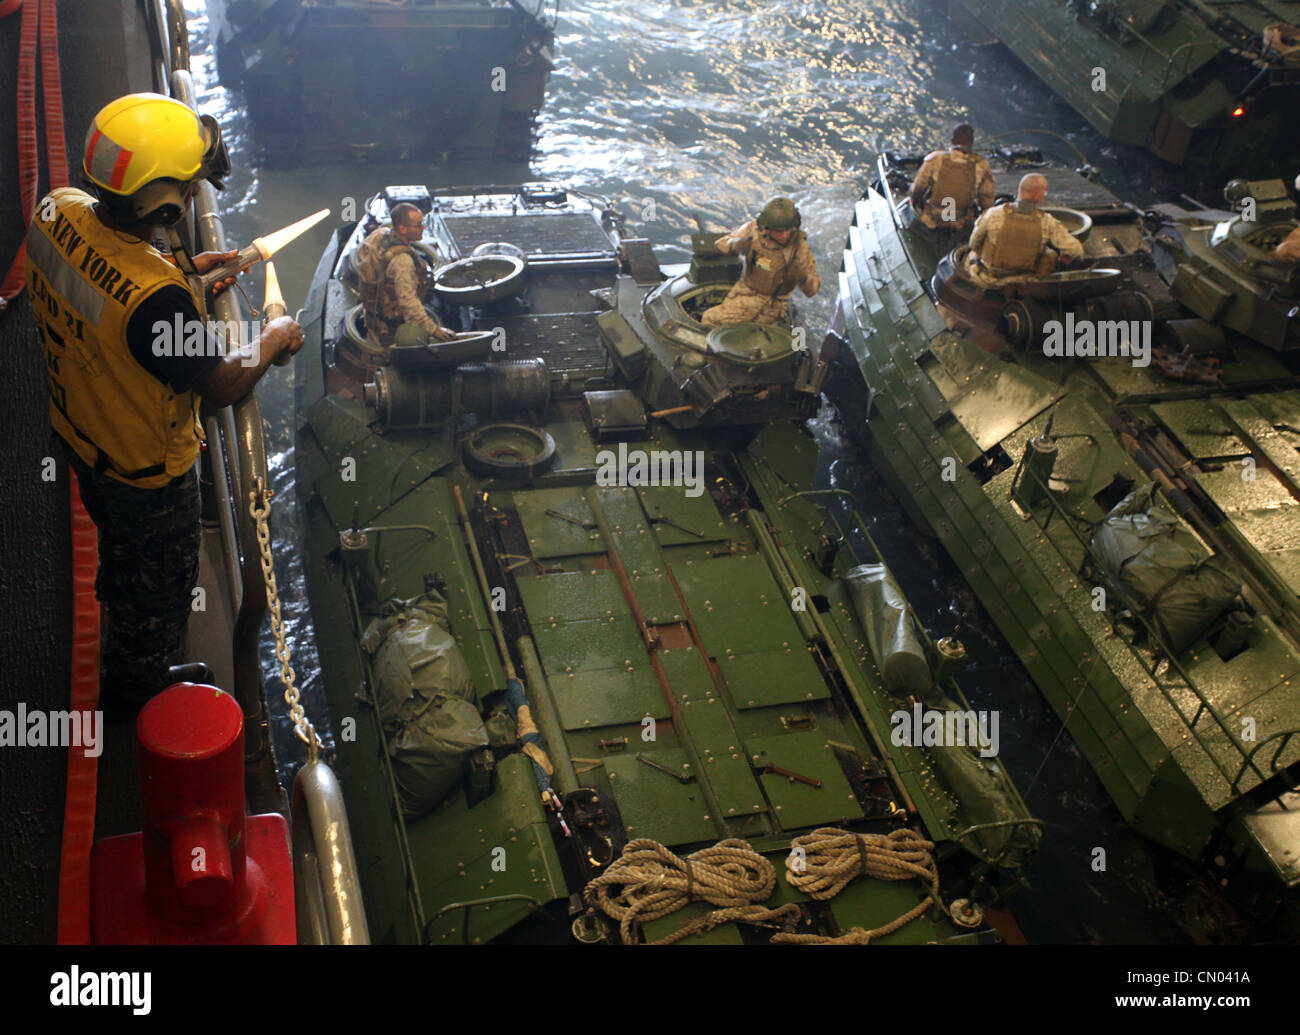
[26,188,204,488]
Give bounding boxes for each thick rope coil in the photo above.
[584,838,780,945]
[771,827,940,945]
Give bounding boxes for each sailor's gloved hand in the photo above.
[261,315,304,361]
[192,250,239,294]
[431,326,457,342]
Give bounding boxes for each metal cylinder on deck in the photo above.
[999,297,1053,350]
[933,636,969,686]
[137,683,245,912]
[364,358,550,428]
[458,359,551,416]
[1073,290,1154,326]
[1013,435,1059,510]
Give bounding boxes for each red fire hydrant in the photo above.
[90,683,295,944]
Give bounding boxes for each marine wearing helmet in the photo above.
[701,197,820,327]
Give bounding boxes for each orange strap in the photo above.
[29,0,98,945]
[58,468,100,945]
[0,0,37,302]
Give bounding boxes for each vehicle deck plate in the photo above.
[604,749,716,846]
[744,732,861,830]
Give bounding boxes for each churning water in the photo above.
[184,0,1253,943]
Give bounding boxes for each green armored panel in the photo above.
[596,308,648,380]
[513,488,602,559]
[1153,400,1251,460]
[659,646,717,701]
[1190,459,1300,588]
[639,906,745,945]
[548,667,668,730]
[679,694,767,821]
[515,570,628,623]
[412,755,567,945]
[718,649,830,709]
[636,485,731,546]
[308,396,454,529]
[591,487,687,621]
[531,615,644,673]
[818,876,950,945]
[604,749,716,845]
[1242,804,1300,887]
[546,420,599,473]
[673,554,806,656]
[745,732,861,830]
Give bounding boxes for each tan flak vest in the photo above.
[27,187,203,488]
[743,229,805,297]
[978,203,1046,273]
[924,150,979,228]
[355,226,432,331]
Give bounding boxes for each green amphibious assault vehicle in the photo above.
[292,183,1041,944]
[943,0,1300,177]
[828,146,1300,906]
[204,0,556,163]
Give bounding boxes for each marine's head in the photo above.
[951,124,974,150]
[1017,173,1048,204]
[390,202,425,244]
[757,196,801,245]
[83,93,229,228]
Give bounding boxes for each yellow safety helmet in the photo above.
[83,93,230,225]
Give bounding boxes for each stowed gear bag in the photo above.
[1089,483,1241,655]
[361,591,488,818]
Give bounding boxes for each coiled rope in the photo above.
[584,828,941,945]
[771,827,940,945]
[584,838,799,945]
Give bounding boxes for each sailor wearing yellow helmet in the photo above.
[25,92,303,714]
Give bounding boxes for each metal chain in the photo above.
[249,476,321,760]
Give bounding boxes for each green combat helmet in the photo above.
[757,197,801,231]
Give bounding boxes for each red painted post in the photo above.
[90,684,295,944]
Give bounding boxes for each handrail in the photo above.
[202,415,245,618]
[425,894,544,945]
[948,817,1046,869]
[167,13,373,948]
[163,0,190,71]
[1016,452,1293,798]
[1234,729,1300,791]
[172,67,273,756]
[292,761,371,944]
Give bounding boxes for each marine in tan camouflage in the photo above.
[355,202,454,357]
[964,173,1084,288]
[909,124,995,250]
[701,197,820,327]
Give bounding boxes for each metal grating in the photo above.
[443,213,615,257]
[476,312,611,376]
